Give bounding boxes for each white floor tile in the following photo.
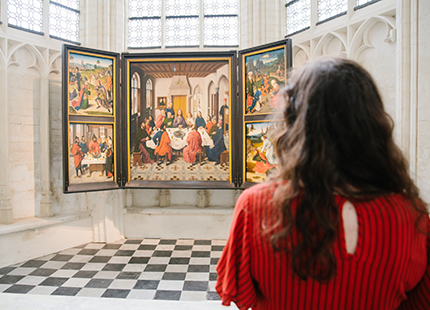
[118,244,140,251]
[8,267,36,276]
[37,254,56,261]
[211,240,227,246]
[133,250,154,257]
[185,273,209,281]
[108,256,131,264]
[95,249,118,256]
[16,276,46,286]
[122,264,146,272]
[75,288,105,297]
[62,278,91,288]
[180,291,207,301]
[208,281,217,291]
[165,265,188,273]
[109,279,137,289]
[210,265,217,272]
[41,261,67,269]
[171,251,192,258]
[148,257,170,264]
[69,255,92,263]
[176,240,194,245]
[81,263,105,271]
[189,258,211,265]
[93,271,120,279]
[141,239,160,245]
[84,243,105,250]
[50,270,78,278]
[27,286,57,295]
[155,245,175,251]
[192,245,212,251]
[210,251,222,258]
[0,284,10,293]
[58,249,82,255]
[157,280,184,291]
[138,272,164,280]
[126,289,156,300]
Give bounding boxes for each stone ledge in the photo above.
[125,206,234,215]
[0,211,92,236]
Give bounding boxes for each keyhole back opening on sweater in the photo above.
[342,200,359,255]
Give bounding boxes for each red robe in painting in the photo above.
[205,121,213,134]
[156,114,165,128]
[89,140,100,154]
[71,144,83,168]
[145,124,153,136]
[183,130,202,163]
[154,131,172,161]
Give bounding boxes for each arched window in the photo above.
[131,72,141,115]
[146,79,153,109]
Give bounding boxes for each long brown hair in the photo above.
[269,57,427,282]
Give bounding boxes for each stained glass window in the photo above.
[166,0,199,47]
[131,73,140,115]
[286,0,310,35]
[146,80,153,109]
[49,0,80,42]
[204,0,238,46]
[318,0,347,22]
[8,0,43,33]
[129,0,162,48]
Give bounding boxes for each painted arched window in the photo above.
[131,72,140,115]
[146,79,153,109]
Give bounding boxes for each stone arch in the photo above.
[293,44,310,67]
[313,32,348,58]
[8,43,47,76]
[349,16,396,60]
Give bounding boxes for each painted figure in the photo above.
[71,137,83,178]
[183,124,203,164]
[186,112,195,128]
[163,111,174,128]
[207,121,226,165]
[156,109,166,129]
[173,109,187,128]
[105,141,114,178]
[195,111,206,129]
[260,134,277,165]
[205,116,213,133]
[166,102,175,117]
[208,117,218,138]
[89,135,100,154]
[154,124,172,164]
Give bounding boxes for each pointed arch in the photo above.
[313,32,348,57]
[7,43,48,76]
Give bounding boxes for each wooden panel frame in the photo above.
[239,39,292,188]
[121,51,239,189]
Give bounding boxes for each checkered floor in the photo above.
[0,239,226,301]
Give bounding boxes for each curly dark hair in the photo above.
[269,57,427,282]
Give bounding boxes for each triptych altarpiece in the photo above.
[62,39,292,193]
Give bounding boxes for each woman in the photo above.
[173,109,187,128]
[186,112,194,128]
[216,57,429,310]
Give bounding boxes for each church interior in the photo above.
[0,0,429,309]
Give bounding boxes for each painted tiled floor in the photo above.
[0,239,226,302]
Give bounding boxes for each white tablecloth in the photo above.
[146,128,213,150]
[81,154,106,165]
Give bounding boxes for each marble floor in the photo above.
[0,238,237,309]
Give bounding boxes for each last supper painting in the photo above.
[127,58,231,183]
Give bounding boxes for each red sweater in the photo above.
[216,183,430,310]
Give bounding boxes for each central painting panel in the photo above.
[127,58,231,183]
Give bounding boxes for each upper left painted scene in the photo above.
[68,52,115,117]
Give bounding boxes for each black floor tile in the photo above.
[77,249,99,256]
[169,257,190,265]
[210,258,219,265]
[162,272,186,280]
[0,275,25,284]
[29,268,56,277]
[39,277,68,287]
[209,272,218,281]
[183,281,208,291]
[85,279,113,289]
[61,263,86,270]
[188,265,210,273]
[207,291,221,300]
[191,251,210,258]
[144,264,167,272]
[102,244,122,250]
[101,289,130,298]
[129,257,150,264]
[21,260,46,268]
[51,254,74,262]
[133,280,159,290]
[211,246,224,251]
[115,250,135,256]
[194,240,211,245]
[174,245,193,251]
[102,264,126,272]
[125,239,143,244]
[159,240,177,245]
[154,290,181,300]
[4,284,35,294]
[137,245,157,251]
[72,271,98,278]
[89,256,111,263]
[153,251,172,257]
[51,287,81,296]
[116,272,140,280]
[0,267,16,275]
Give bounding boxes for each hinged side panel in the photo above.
[62,44,121,193]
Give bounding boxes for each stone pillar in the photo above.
[39,76,53,217]
[126,189,133,208]
[159,189,170,207]
[197,190,208,208]
[0,65,13,224]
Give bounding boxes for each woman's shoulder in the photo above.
[237,182,278,210]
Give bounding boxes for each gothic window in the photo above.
[318,0,347,22]
[129,0,162,48]
[8,0,43,34]
[356,0,380,6]
[49,0,80,43]
[131,73,141,115]
[146,79,153,109]
[286,0,311,35]
[165,0,200,47]
[203,0,238,46]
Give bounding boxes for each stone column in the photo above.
[0,64,13,224]
[40,76,53,217]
